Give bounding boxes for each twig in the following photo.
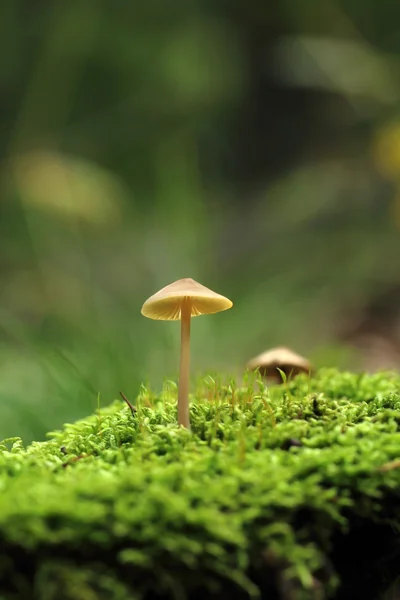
[378,459,400,472]
[62,454,87,468]
[120,391,137,416]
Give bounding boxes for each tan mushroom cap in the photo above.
[141,278,233,320]
[247,346,312,376]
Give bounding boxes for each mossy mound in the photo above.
[1,369,400,600]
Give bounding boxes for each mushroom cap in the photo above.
[246,346,312,376]
[141,278,233,320]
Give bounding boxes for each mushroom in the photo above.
[246,346,312,383]
[141,278,233,429]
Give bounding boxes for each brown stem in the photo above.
[119,391,137,416]
[178,298,191,429]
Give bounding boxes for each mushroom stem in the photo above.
[178,298,191,429]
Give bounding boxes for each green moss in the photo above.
[1,368,400,599]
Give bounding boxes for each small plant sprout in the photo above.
[246,346,312,383]
[141,278,233,429]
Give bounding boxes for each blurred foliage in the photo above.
[1,0,400,439]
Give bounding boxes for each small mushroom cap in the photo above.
[141,278,233,320]
[246,346,312,377]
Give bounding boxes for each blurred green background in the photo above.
[1,0,400,441]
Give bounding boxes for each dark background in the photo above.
[1,0,400,441]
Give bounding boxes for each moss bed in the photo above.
[1,369,400,600]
